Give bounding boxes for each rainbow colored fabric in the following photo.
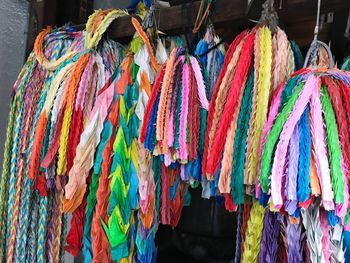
[1,5,350,263]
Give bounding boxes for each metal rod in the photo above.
[314,0,321,40]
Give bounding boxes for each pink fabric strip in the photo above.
[255,82,284,198]
[89,80,114,123]
[309,79,334,211]
[178,62,190,161]
[167,56,185,148]
[270,75,316,209]
[190,56,209,110]
[65,80,115,200]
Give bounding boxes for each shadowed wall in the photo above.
[0,0,29,167]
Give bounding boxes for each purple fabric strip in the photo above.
[287,220,303,263]
[330,70,350,87]
[285,125,300,215]
[180,164,188,181]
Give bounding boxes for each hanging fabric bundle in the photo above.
[101,18,168,263]
[0,26,83,263]
[194,24,225,115]
[59,10,126,257]
[257,0,350,258]
[0,9,125,262]
[197,0,304,262]
[202,0,298,212]
[64,7,169,261]
[252,0,349,259]
[194,25,226,198]
[140,46,210,225]
[133,33,169,263]
[257,37,350,261]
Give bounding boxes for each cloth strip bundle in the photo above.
[0,27,83,263]
[139,42,226,226]
[0,5,212,262]
[31,10,126,259]
[63,9,174,262]
[256,55,350,262]
[201,25,300,210]
[3,3,350,263]
[0,9,127,262]
[194,27,227,199]
[101,47,157,263]
[194,25,225,100]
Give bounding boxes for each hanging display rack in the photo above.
[28,0,350,50]
[104,0,349,39]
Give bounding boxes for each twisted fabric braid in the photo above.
[205,32,254,176]
[36,195,48,263]
[84,9,128,50]
[16,73,51,262]
[27,192,39,263]
[59,213,68,263]
[34,27,78,71]
[53,189,64,263]
[241,200,265,262]
[244,28,261,185]
[245,27,272,186]
[34,27,77,71]
[6,97,26,261]
[202,31,246,178]
[57,53,90,175]
[8,66,45,263]
[2,56,37,260]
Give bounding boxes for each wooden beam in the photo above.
[108,0,349,45]
[108,0,246,39]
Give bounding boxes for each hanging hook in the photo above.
[259,0,279,33]
[142,5,155,30]
[302,0,334,69]
[303,40,334,68]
